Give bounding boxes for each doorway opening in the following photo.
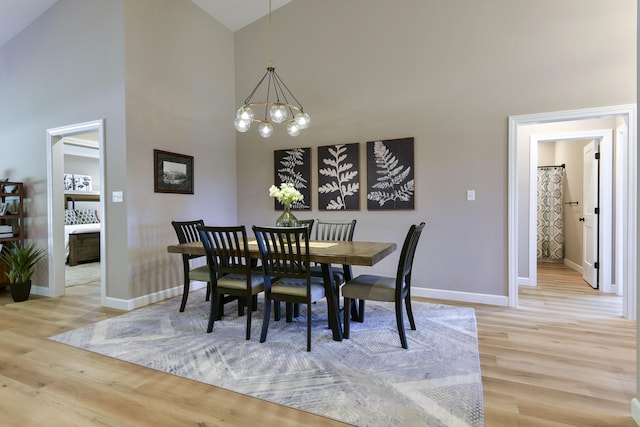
[530,130,614,293]
[46,120,106,305]
[508,105,637,319]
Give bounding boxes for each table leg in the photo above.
[321,263,343,341]
[342,263,363,322]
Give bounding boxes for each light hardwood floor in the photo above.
[0,263,635,426]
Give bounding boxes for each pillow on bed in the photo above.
[64,209,77,225]
[74,209,99,224]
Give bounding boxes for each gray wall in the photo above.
[124,0,236,301]
[234,0,636,300]
[0,0,126,291]
[0,0,236,303]
[0,0,635,304]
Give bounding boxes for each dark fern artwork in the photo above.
[274,147,311,210]
[318,143,360,210]
[366,137,415,210]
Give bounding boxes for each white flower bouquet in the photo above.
[269,183,304,208]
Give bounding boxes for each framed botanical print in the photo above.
[366,137,415,210]
[317,143,360,210]
[274,147,311,210]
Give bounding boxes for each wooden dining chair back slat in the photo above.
[252,225,326,351]
[342,222,426,349]
[198,225,265,340]
[395,223,424,302]
[171,219,211,312]
[314,219,356,241]
[296,219,315,237]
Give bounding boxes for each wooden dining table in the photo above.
[167,239,397,341]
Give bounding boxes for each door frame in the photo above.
[527,130,613,292]
[45,119,106,305]
[508,104,637,319]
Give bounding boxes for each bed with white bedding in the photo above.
[65,223,101,265]
[64,194,101,266]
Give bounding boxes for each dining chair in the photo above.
[252,225,326,351]
[171,220,212,312]
[198,225,265,340]
[342,222,426,349]
[309,219,359,320]
[296,218,315,236]
[310,219,356,283]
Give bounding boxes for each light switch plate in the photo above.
[466,190,475,201]
[112,191,124,203]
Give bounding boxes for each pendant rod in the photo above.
[268,0,273,64]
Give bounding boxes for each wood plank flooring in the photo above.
[0,263,635,426]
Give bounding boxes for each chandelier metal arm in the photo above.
[243,69,270,105]
[272,69,304,111]
[234,0,310,137]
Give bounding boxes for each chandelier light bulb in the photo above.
[269,103,288,123]
[236,106,254,122]
[258,122,274,138]
[294,112,310,129]
[234,117,251,132]
[286,122,300,136]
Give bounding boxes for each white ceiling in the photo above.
[0,0,292,48]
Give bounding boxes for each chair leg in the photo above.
[245,294,253,340]
[206,282,211,301]
[274,301,281,321]
[207,293,220,333]
[179,278,190,312]
[343,297,350,339]
[294,303,300,317]
[238,297,246,317]
[306,303,312,352]
[286,302,293,322]
[252,294,258,311]
[395,299,408,349]
[350,299,365,322]
[260,298,272,343]
[216,294,225,320]
[405,296,416,330]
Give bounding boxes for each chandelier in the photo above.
[234,1,310,138]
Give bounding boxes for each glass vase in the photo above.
[276,204,298,227]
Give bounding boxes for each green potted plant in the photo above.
[0,242,46,302]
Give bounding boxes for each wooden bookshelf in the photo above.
[0,181,24,286]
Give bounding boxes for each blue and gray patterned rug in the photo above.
[49,291,484,426]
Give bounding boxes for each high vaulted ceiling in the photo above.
[0,0,292,48]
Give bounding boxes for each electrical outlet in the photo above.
[112,191,124,203]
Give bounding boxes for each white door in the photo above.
[582,140,598,288]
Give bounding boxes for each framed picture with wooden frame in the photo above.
[154,149,194,194]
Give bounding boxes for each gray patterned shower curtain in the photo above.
[537,166,564,261]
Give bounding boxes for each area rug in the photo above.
[65,262,100,287]
[49,290,484,426]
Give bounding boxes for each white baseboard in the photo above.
[631,398,640,425]
[32,281,208,311]
[411,286,509,306]
[35,281,506,311]
[518,276,536,287]
[564,258,583,273]
[103,281,208,311]
[31,285,53,297]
